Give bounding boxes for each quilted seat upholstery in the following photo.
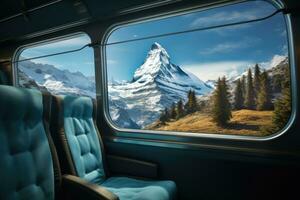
[0,85,54,200]
[54,95,106,185]
[51,95,177,200]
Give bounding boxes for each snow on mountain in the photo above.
[18,60,96,98]
[133,42,212,95]
[269,55,288,70]
[230,55,288,82]
[205,80,216,89]
[109,42,213,128]
[267,56,289,76]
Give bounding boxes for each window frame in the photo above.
[12,32,96,97]
[101,0,297,142]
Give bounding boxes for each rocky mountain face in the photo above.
[108,42,213,128]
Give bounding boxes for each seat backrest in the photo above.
[51,95,106,185]
[0,63,13,85]
[0,70,8,85]
[0,85,56,200]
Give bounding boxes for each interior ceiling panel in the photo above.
[0,0,178,44]
[0,0,58,20]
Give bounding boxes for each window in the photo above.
[16,34,96,98]
[105,1,292,137]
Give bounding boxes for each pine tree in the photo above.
[272,88,291,131]
[272,67,291,131]
[257,71,272,110]
[159,110,167,124]
[185,90,198,114]
[212,77,232,126]
[272,75,282,93]
[185,90,192,114]
[244,68,255,109]
[241,75,246,96]
[253,64,261,101]
[191,90,198,112]
[164,108,170,121]
[176,99,184,119]
[234,79,244,110]
[170,103,177,119]
[159,108,169,124]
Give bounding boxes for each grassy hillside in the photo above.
[147,109,274,136]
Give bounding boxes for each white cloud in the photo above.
[107,59,118,65]
[199,37,260,55]
[84,61,94,65]
[199,43,244,55]
[190,10,258,28]
[182,54,288,82]
[281,44,288,56]
[280,30,287,37]
[182,61,252,81]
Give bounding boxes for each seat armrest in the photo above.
[107,155,158,179]
[62,175,119,200]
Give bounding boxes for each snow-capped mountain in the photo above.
[267,55,288,76]
[268,55,288,70]
[230,55,288,82]
[18,60,96,98]
[108,42,212,128]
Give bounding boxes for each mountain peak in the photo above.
[151,42,163,50]
[133,42,171,81]
[148,42,170,59]
[131,42,211,95]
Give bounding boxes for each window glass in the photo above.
[17,34,96,98]
[106,1,291,137]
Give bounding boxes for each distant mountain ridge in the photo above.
[18,43,289,129]
[18,60,96,98]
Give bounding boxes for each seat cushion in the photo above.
[61,95,106,185]
[101,177,177,200]
[0,85,54,200]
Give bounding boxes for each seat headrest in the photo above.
[57,95,94,118]
[0,85,43,120]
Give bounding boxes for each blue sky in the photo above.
[20,1,288,81]
[106,0,288,81]
[20,34,94,76]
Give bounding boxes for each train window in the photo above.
[104,1,292,137]
[16,34,96,98]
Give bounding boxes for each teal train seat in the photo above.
[0,85,121,200]
[0,70,8,85]
[50,95,177,200]
[0,86,57,200]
